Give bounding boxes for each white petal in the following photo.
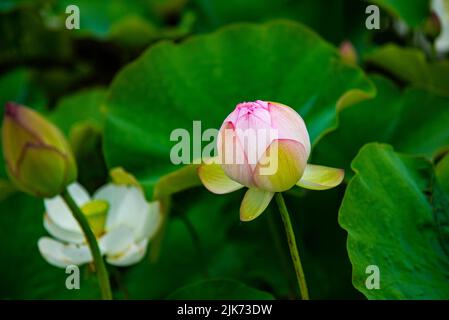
[99,225,134,256]
[38,237,90,268]
[61,244,93,266]
[106,239,148,267]
[134,201,162,241]
[433,0,449,53]
[44,213,85,244]
[94,184,149,237]
[44,182,90,233]
[44,196,80,233]
[67,182,91,205]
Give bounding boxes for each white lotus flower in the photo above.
[38,182,161,268]
[433,0,449,53]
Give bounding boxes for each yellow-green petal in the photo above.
[16,145,68,197]
[240,188,274,222]
[198,158,243,194]
[253,139,308,192]
[110,167,142,190]
[296,164,344,190]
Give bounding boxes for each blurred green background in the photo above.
[1,0,449,300]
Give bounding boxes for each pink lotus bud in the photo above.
[217,100,310,192]
[339,41,358,65]
[198,100,344,221]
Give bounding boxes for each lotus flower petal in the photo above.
[433,0,449,53]
[106,239,148,267]
[214,101,311,192]
[268,101,310,155]
[253,139,308,192]
[296,164,344,190]
[44,182,90,234]
[93,183,149,237]
[218,122,255,187]
[198,157,244,194]
[99,225,134,256]
[43,213,84,244]
[240,188,274,222]
[38,237,92,268]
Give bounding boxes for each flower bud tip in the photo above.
[4,102,20,118]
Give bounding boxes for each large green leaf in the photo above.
[365,44,449,97]
[167,279,274,300]
[104,20,375,197]
[313,75,449,178]
[369,0,430,27]
[339,143,449,299]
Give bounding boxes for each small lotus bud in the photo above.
[339,41,358,65]
[2,102,77,197]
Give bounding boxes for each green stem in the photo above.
[267,211,296,298]
[274,192,309,300]
[61,189,112,300]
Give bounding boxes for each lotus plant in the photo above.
[38,182,161,268]
[198,100,344,299]
[2,102,77,198]
[2,103,115,299]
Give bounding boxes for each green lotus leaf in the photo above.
[313,75,449,178]
[365,44,449,97]
[339,143,449,299]
[47,0,192,46]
